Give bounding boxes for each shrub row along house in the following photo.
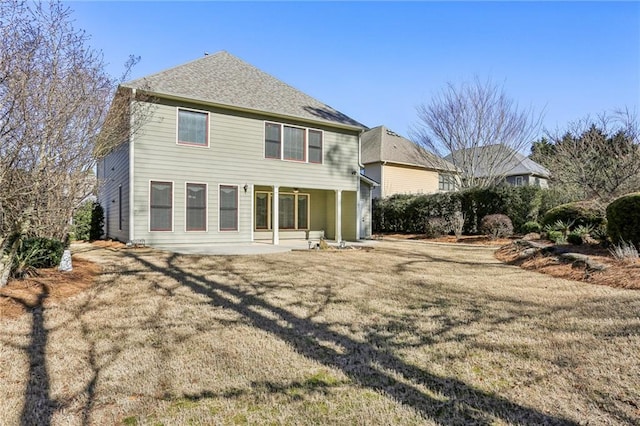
[97,51,378,249]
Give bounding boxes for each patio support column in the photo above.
[272,185,279,245]
[335,189,342,243]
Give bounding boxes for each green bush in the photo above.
[567,232,583,245]
[546,230,566,244]
[538,187,579,219]
[72,201,104,241]
[541,201,606,231]
[522,221,542,234]
[479,214,513,239]
[12,237,64,277]
[459,185,553,234]
[606,192,640,246]
[371,186,574,236]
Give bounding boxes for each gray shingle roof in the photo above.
[361,126,456,171]
[444,145,550,178]
[123,51,365,129]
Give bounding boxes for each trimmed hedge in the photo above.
[606,192,640,246]
[373,186,570,235]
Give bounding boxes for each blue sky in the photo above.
[68,1,639,141]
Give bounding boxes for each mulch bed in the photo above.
[0,257,100,320]
[496,240,640,290]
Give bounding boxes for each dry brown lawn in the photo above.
[0,240,639,425]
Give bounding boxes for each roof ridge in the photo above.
[124,50,230,86]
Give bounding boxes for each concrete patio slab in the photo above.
[157,239,378,255]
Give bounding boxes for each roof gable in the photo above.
[361,126,456,171]
[123,51,365,129]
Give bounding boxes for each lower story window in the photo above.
[219,185,238,231]
[439,174,457,191]
[186,183,207,231]
[255,191,309,230]
[150,181,173,231]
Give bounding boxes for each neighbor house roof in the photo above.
[444,144,550,178]
[361,126,456,171]
[123,51,365,130]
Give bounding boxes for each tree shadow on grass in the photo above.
[125,251,578,426]
[12,284,56,426]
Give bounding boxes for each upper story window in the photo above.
[265,123,281,159]
[177,108,208,147]
[283,126,305,161]
[308,130,322,164]
[264,122,323,164]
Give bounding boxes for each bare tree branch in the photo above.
[0,0,142,285]
[411,77,543,188]
[532,109,640,202]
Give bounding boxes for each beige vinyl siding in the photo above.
[131,100,360,246]
[97,142,130,242]
[381,164,440,197]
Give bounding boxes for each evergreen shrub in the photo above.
[606,192,640,246]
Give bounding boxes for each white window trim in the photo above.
[176,107,211,148]
[185,182,208,232]
[218,184,240,233]
[148,179,174,233]
[263,121,324,164]
[254,191,310,231]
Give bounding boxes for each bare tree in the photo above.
[532,109,640,202]
[411,78,543,188]
[0,1,136,285]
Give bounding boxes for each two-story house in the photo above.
[97,51,376,249]
[361,126,458,198]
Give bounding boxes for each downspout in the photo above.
[380,161,387,198]
[356,129,365,240]
[128,88,136,243]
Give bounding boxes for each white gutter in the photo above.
[128,88,365,133]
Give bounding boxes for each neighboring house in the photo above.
[97,51,378,248]
[444,144,550,188]
[361,126,458,198]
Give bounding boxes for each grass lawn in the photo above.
[0,240,638,425]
